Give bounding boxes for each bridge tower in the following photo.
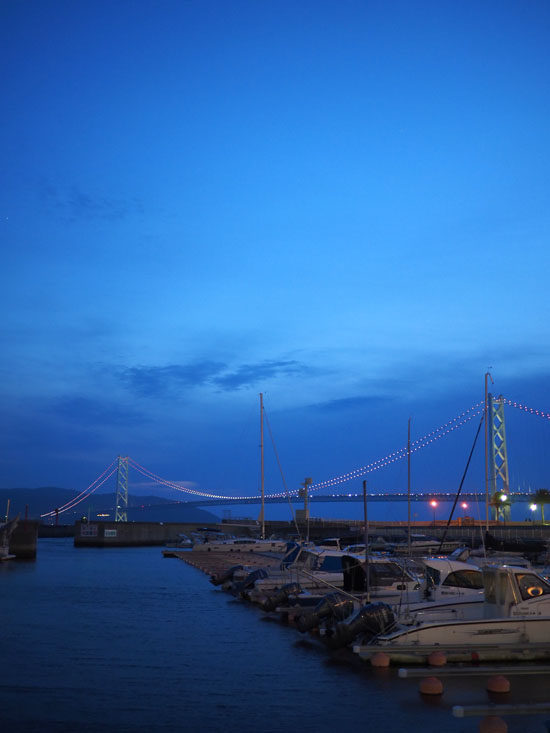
[115,456,129,522]
[488,394,511,522]
[296,477,312,521]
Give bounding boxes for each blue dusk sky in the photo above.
[2,0,550,509]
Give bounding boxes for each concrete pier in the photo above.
[9,520,40,559]
[172,549,282,577]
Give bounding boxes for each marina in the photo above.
[3,385,550,732]
[1,537,549,732]
[161,539,550,732]
[4,1,550,730]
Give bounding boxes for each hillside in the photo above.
[0,487,220,524]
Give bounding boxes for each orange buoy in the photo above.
[419,676,443,695]
[479,715,508,733]
[486,675,511,693]
[428,650,447,667]
[370,652,390,668]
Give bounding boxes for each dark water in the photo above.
[1,540,549,733]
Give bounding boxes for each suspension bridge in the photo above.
[40,394,550,521]
[178,492,535,508]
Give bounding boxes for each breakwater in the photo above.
[69,517,550,548]
[8,519,39,558]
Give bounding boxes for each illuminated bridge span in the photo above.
[40,395,550,519]
[182,492,536,508]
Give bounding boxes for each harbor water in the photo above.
[2,539,550,732]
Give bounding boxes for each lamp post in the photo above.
[430,500,438,526]
[530,503,537,523]
[500,493,508,524]
[461,502,468,522]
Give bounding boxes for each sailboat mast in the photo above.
[363,479,370,602]
[407,418,411,556]
[260,392,265,539]
[484,371,493,532]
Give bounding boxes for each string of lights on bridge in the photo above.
[127,402,488,501]
[501,398,550,421]
[42,396,550,517]
[40,459,119,518]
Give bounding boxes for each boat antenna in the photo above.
[262,406,302,540]
[437,412,484,553]
[363,479,370,603]
[259,392,265,540]
[484,370,494,531]
[407,418,411,557]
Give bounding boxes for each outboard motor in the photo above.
[209,564,244,586]
[325,602,395,649]
[260,582,302,612]
[295,593,354,633]
[232,568,269,597]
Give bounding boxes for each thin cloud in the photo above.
[312,395,391,413]
[214,360,308,391]
[120,362,227,397]
[40,181,143,222]
[117,358,310,396]
[49,396,144,427]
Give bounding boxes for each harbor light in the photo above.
[430,500,438,525]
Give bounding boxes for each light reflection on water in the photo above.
[1,539,548,732]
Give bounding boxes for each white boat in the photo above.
[238,545,354,600]
[352,563,550,663]
[244,550,425,615]
[392,533,462,555]
[315,537,343,551]
[165,533,193,549]
[287,556,484,637]
[225,543,381,601]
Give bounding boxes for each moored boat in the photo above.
[352,563,550,664]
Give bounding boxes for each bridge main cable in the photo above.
[129,401,485,501]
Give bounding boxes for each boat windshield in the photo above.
[516,573,550,601]
[316,555,344,572]
[442,569,484,589]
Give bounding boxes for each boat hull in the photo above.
[353,616,550,664]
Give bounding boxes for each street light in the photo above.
[430,500,438,526]
[499,493,509,524]
[530,503,537,523]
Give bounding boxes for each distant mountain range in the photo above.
[0,487,220,524]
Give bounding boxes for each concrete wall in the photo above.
[71,518,550,548]
[73,520,214,547]
[9,520,39,559]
